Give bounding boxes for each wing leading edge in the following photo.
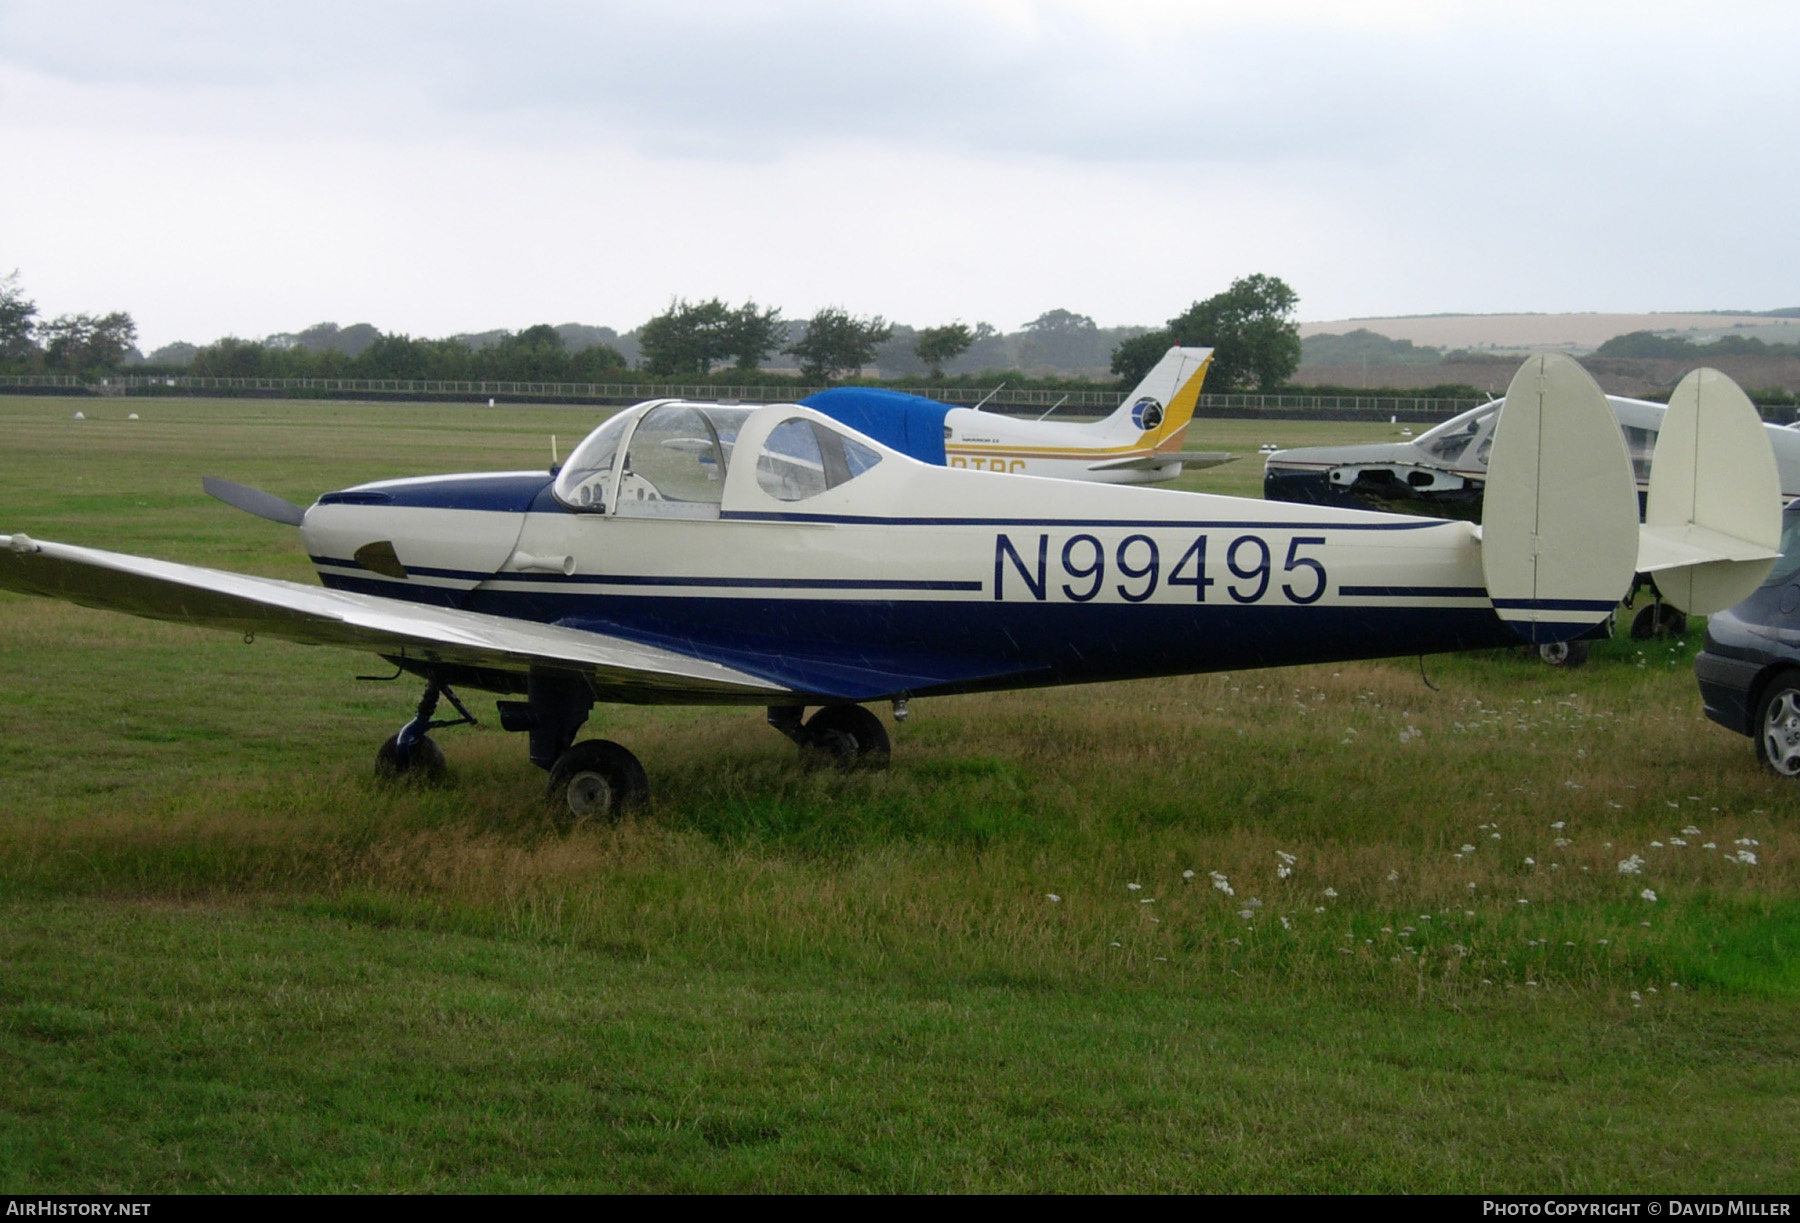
[0,534,786,704]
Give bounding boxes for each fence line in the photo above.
[0,372,1497,419]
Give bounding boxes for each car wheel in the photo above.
[1754,675,1800,777]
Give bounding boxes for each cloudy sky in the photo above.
[2,0,1794,350]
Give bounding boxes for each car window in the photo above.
[1762,507,1800,587]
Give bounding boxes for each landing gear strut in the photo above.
[767,704,892,771]
[375,678,476,781]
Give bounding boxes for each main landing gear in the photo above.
[766,703,892,771]
[375,670,895,825]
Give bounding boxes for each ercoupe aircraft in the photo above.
[801,346,1229,485]
[0,356,1780,820]
[1265,391,1800,516]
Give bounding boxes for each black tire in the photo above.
[375,733,447,782]
[546,739,649,824]
[802,704,891,772]
[1753,673,1800,778]
[1538,639,1590,668]
[1631,604,1690,640]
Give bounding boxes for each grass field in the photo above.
[1,396,1796,1193]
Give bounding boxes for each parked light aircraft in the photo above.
[801,346,1229,485]
[0,356,1780,820]
[1264,391,1800,516]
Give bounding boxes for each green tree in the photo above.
[39,311,137,373]
[638,298,735,375]
[725,300,785,371]
[1165,273,1301,392]
[0,271,39,365]
[1109,328,1172,384]
[1018,308,1104,369]
[787,307,892,382]
[914,322,974,379]
[190,337,268,378]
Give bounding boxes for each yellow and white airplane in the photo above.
[802,346,1228,484]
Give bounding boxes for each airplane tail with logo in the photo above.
[1090,346,1213,452]
[1479,354,1780,643]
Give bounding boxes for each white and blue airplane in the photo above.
[805,345,1230,484]
[0,355,1781,820]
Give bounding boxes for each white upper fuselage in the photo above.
[299,398,1504,701]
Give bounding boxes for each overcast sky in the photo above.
[2,0,1795,350]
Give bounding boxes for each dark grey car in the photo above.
[1695,501,1800,775]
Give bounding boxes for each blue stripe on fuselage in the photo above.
[316,568,1519,700]
[316,472,552,512]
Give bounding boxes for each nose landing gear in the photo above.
[375,678,477,781]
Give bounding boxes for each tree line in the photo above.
[0,270,1307,392]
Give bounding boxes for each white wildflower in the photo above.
[1617,855,1646,876]
[1669,838,1687,847]
[1182,869,1195,880]
[1276,851,1297,865]
[1735,850,1758,865]
[1387,869,1401,882]
[1650,840,1664,848]
[1127,882,1142,891]
[1322,887,1338,899]
[1046,894,1062,903]
[1641,888,1658,903]
[1524,857,1536,866]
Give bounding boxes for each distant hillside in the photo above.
[1298,311,1800,353]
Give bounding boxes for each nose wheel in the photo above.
[374,677,475,782]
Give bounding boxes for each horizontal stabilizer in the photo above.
[1481,354,1639,643]
[1085,451,1233,473]
[1637,523,1779,573]
[1641,368,1782,614]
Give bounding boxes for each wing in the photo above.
[1085,451,1235,473]
[0,534,786,703]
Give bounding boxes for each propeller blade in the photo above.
[202,477,307,527]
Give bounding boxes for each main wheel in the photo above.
[1754,674,1800,777]
[1538,639,1590,668]
[802,704,891,772]
[375,733,447,782]
[546,739,649,824]
[1631,604,1689,639]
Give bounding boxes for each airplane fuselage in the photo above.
[301,402,1516,705]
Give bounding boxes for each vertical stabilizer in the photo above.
[1093,347,1213,450]
[1481,353,1639,642]
[1638,368,1782,613]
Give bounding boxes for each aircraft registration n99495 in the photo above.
[0,355,1782,821]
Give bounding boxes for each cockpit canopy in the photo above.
[551,401,885,514]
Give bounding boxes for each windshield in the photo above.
[1417,403,1497,464]
[552,411,632,511]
